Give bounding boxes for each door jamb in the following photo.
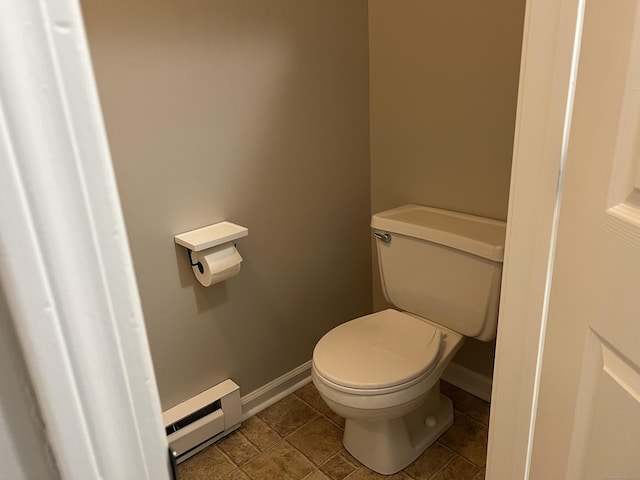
[487,0,583,477]
[0,1,170,478]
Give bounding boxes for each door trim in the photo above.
[487,0,584,477]
[0,1,169,478]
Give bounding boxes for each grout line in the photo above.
[338,449,362,470]
[235,435,263,461]
[282,412,322,440]
[342,467,360,479]
[292,393,324,417]
[427,454,457,480]
[238,436,288,468]
[434,440,458,461]
[285,440,320,469]
[282,414,341,468]
[217,431,263,469]
[237,393,327,473]
[227,418,282,463]
[217,466,241,480]
[228,426,267,458]
[472,468,486,480]
[292,386,346,431]
[245,415,283,449]
[323,412,346,430]
[212,443,241,470]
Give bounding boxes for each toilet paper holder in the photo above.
[175,221,248,286]
[188,250,205,274]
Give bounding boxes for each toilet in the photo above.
[312,204,506,474]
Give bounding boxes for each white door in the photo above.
[529,0,640,477]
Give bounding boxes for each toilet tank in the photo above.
[371,205,506,341]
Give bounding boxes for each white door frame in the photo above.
[0,1,170,479]
[0,0,581,478]
[487,0,584,477]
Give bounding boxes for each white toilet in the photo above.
[312,204,506,474]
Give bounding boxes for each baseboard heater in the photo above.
[163,379,242,464]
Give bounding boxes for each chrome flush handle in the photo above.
[374,232,392,243]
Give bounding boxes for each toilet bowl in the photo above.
[312,309,464,474]
[312,205,506,475]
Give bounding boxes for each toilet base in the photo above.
[342,387,453,475]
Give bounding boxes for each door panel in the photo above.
[530,0,640,477]
[566,331,640,479]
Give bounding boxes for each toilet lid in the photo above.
[313,309,443,390]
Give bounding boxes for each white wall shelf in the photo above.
[175,222,248,252]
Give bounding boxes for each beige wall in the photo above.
[369,0,525,377]
[83,0,524,407]
[82,0,372,410]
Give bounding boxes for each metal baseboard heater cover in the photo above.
[163,379,241,463]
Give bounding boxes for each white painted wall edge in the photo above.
[0,1,169,479]
[486,0,581,478]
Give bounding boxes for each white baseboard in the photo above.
[441,362,493,402]
[239,360,491,422]
[240,361,312,420]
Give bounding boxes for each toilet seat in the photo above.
[313,309,445,395]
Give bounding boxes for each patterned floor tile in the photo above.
[387,473,412,480]
[473,468,486,480]
[177,445,235,480]
[295,382,332,414]
[466,400,490,426]
[319,451,359,480]
[216,430,260,467]
[305,471,331,480]
[238,416,281,451]
[402,442,454,480]
[241,441,314,480]
[288,416,344,465]
[257,394,320,437]
[439,414,488,467]
[221,470,250,480]
[430,455,480,480]
[180,381,491,480]
[345,466,388,479]
[295,383,346,428]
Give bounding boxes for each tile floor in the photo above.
[177,380,489,480]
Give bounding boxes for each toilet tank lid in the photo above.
[371,204,507,262]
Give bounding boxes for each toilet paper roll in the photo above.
[191,243,243,287]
